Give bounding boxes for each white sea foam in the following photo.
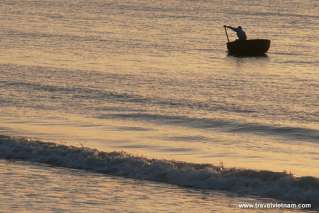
[0,135,318,208]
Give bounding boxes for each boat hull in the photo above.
[227,39,270,56]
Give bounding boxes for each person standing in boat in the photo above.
[224,25,247,40]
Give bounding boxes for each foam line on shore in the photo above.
[0,135,318,207]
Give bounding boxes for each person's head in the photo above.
[238,26,242,29]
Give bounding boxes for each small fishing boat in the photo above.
[223,26,270,56]
[227,39,271,56]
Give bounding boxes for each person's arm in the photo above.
[224,25,236,31]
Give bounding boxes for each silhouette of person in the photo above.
[224,25,247,40]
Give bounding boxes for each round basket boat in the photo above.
[227,39,271,56]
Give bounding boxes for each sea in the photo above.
[0,0,319,212]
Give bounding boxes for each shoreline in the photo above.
[1,134,318,209]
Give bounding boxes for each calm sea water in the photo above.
[0,0,318,212]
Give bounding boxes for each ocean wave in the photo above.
[1,78,252,114]
[102,113,319,143]
[0,135,318,207]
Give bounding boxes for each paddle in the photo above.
[224,25,230,42]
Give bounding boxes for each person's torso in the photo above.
[235,28,247,40]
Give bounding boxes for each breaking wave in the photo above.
[0,135,318,207]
